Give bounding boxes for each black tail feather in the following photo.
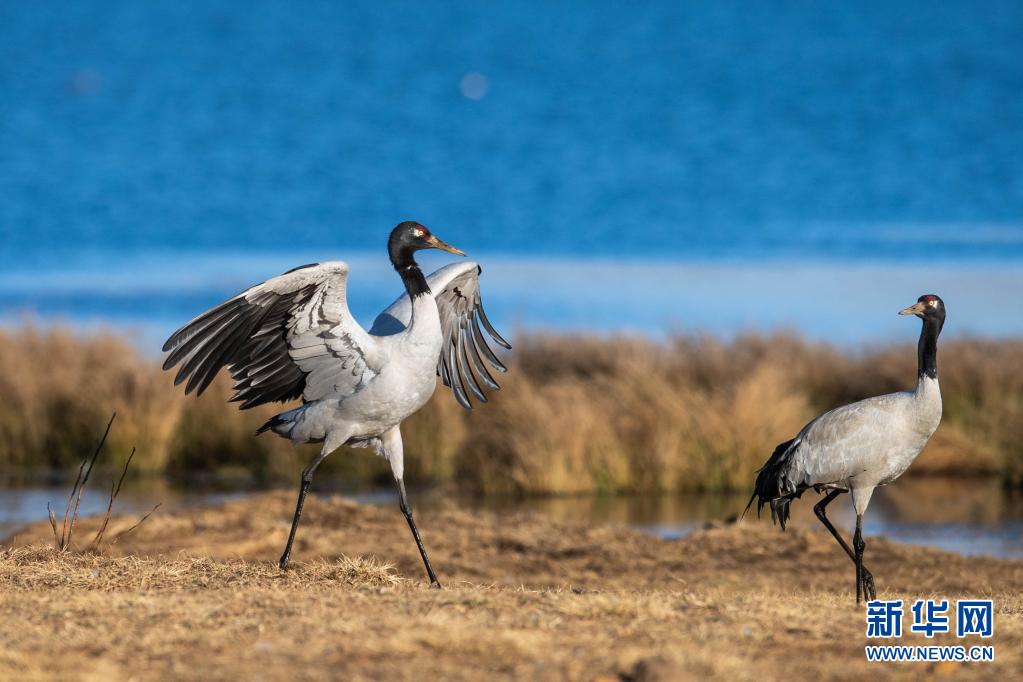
[742,437,798,530]
[769,496,794,530]
[256,414,286,436]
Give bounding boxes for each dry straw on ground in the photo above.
[1,327,1021,493]
[2,493,1022,680]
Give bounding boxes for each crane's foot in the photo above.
[429,579,443,590]
[278,554,291,572]
[861,568,877,601]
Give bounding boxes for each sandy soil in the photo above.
[2,492,1021,680]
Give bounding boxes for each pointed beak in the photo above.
[425,234,466,256]
[899,302,926,316]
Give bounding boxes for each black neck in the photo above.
[917,316,941,379]
[390,248,430,299]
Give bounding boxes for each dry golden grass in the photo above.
[2,327,1021,493]
[2,493,1022,681]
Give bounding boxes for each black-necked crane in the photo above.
[162,222,510,587]
[745,295,945,602]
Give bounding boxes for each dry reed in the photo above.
[0,326,1020,494]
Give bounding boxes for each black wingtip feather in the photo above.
[447,344,473,409]
[162,298,247,356]
[477,303,511,349]
[470,315,507,372]
[455,328,488,403]
[464,321,501,391]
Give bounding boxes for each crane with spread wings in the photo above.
[162,222,510,587]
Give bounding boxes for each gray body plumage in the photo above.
[763,375,942,520]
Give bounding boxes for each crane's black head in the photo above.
[899,294,945,328]
[387,221,465,268]
[388,221,465,298]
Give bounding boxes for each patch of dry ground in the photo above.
[3,493,1022,680]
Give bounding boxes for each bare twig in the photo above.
[110,503,161,546]
[90,447,136,550]
[57,413,116,551]
[47,503,59,548]
[59,451,90,550]
[47,413,160,554]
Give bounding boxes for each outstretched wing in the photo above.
[370,261,511,409]
[162,262,381,409]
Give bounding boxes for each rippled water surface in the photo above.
[2,477,1020,558]
[2,1,1022,340]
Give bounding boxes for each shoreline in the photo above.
[3,492,1022,680]
[3,475,1021,560]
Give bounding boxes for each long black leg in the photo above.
[814,491,854,559]
[814,491,876,600]
[278,451,329,571]
[853,513,871,604]
[396,478,441,588]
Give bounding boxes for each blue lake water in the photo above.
[2,477,1020,558]
[1,0,1022,341]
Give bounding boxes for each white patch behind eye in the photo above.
[928,299,938,307]
[413,228,424,237]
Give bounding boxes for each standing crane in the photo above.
[745,295,945,602]
[162,222,510,587]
